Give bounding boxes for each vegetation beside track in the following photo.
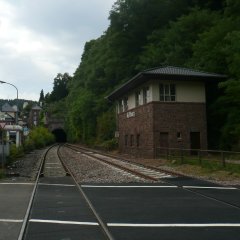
[167,163,240,183]
[166,154,240,174]
[102,151,240,184]
[7,127,55,165]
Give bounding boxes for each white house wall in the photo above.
[176,81,205,103]
[118,80,206,113]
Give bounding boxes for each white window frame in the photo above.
[159,84,176,102]
[135,90,141,107]
[123,96,128,111]
[118,99,123,113]
[143,86,150,104]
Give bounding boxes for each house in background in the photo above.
[0,102,22,147]
[28,105,42,127]
[0,111,15,126]
[107,66,226,158]
[1,103,17,121]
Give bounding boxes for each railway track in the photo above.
[14,143,240,240]
[65,143,176,182]
[65,143,240,210]
[18,144,114,240]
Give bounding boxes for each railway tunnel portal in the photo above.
[52,128,67,142]
[45,115,67,142]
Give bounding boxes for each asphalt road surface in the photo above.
[1,176,240,240]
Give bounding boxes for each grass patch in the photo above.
[166,162,240,182]
[168,154,240,174]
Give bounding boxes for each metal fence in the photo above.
[156,147,240,169]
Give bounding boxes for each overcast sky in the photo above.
[0,0,116,101]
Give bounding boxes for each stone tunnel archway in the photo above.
[52,128,67,143]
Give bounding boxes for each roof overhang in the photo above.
[107,68,227,101]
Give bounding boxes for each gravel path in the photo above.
[59,146,152,183]
[5,149,45,182]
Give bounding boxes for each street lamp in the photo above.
[0,80,18,125]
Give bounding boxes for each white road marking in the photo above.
[45,167,62,169]
[0,183,34,185]
[107,223,240,227]
[29,219,99,225]
[183,186,237,190]
[81,185,177,188]
[0,219,23,223]
[45,163,61,165]
[38,183,75,187]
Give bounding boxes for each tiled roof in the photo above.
[143,66,226,78]
[107,66,227,101]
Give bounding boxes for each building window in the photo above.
[123,96,128,111]
[125,135,128,146]
[135,90,141,107]
[143,86,150,104]
[159,84,176,101]
[136,134,140,147]
[130,135,134,146]
[177,132,182,141]
[118,99,123,113]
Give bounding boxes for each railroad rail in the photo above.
[17,144,114,240]
[65,143,240,210]
[14,143,240,240]
[65,143,176,182]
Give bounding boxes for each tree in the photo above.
[55,0,240,151]
[48,73,72,102]
[39,89,44,103]
[66,89,97,143]
[138,8,220,69]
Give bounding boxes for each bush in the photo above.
[8,144,24,163]
[98,138,118,151]
[23,138,35,153]
[25,127,55,149]
[5,127,55,168]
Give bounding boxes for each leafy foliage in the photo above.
[138,8,220,69]
[45,73,71,103]
[24,126,55,150]
[7,127,55,164]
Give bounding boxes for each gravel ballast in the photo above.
[3,144,239,186]
[59,147,152,183]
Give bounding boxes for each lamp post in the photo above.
[0,81,18,125]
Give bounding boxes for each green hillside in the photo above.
[44,0,240,151]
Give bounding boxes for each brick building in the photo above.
[107,66,226,158]
[29,105,42,127]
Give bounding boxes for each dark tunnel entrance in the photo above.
[52,128,67,143]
